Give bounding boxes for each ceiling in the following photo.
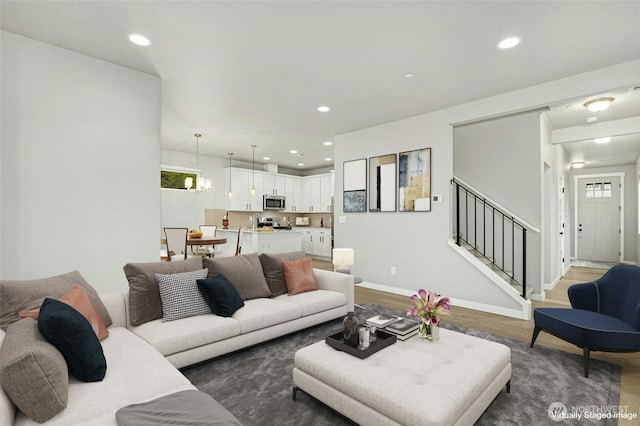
[2,1,640,171]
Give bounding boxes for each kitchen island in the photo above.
[214,228,302,255]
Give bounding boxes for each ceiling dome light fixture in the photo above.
[297,163,305,166]
[404,73,415,78]
[325,157,332,161]
[571,161,585,169]
[584,97,614,112]
[263,156,270,161]
[317,106,330,112]
[127,33,151,46]
[594,137,611,144]
[498,36,521,49]
[323,141,333,146]
[289,149,298,154]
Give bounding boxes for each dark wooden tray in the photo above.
[325,329,396,359]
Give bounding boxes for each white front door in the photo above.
[577,176,621,262]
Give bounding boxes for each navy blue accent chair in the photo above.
[530,264,640,377]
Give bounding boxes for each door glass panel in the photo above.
[585,183,594,198]
[603,182,612,198]
[594,183,603,198]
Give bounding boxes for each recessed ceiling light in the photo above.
[323,141,333,146]
[404,73,415,78]
[594,137,611,144]
[571,162,585,169]
[586,116,598,123]
[127,33,151,46]
[263,156,270,161]
[297,163,305,166]
[325,157,332,161]
[317,106,330,112]
[498,37,521,49]
[289,150,298,154]
[584,97,614,112]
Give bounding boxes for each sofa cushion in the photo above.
[0,318,68,423]
[19,285,109,341]
[156,269,210,322]
[129,315,240,357]
[38,298,107,382]
[274,290,348,317]
[259,251,307,296]
[197,275,244,317]
[116,389,242,426]
[123,257,203,326]
[233,298,301,334]
[0,270,112,331]
[283,257,318,295]
[11,327,196,425]
[203,254,272,300]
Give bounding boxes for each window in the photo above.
[585,182,612,199]
[161,166,198,190]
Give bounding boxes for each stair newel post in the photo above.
[522,228,527,298]
[456,181,461,246]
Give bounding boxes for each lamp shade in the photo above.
[332,248,354,266]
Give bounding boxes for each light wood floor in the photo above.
[314,261,640,424]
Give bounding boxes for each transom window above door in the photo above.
[585,182,612,199]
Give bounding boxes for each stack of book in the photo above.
[382,317,420,341]
[366,315,420,341]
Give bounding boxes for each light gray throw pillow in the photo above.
[156,269,210,322]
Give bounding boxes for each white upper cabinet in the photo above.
[284,176,301,212]
[263,174,286,195]
[225,168,263,211]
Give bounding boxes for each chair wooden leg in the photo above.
[530,326,541,348]
[583,347,590,378]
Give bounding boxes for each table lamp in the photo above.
[332,248,354,274]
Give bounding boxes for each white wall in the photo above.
[1,32,161,293]
[453,110,544,297]
[334,59,640,315]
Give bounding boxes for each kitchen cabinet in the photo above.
[299,174,333,212]
[299,228,331,258]
[312,229,332,258]
[225,168,263,211]
[263,174,285,195]
[284,177,301,212]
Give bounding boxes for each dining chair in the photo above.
[163,227,190,261]
[194,225,217,257]
[215,227,243,257]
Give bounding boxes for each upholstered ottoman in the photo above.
[293,328,511,426]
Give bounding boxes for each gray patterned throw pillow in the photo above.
[155,269,210,322]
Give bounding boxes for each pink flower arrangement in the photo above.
[407,289,451,326]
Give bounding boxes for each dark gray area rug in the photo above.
[181,304,621,426]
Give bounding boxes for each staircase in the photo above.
[451,178,533,299]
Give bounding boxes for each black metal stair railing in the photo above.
[451,178,528,298]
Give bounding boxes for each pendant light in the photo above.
[188,133,211,192]
[250,145,257,196]
[227,153,234,199]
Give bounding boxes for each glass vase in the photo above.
[418,321,440,342]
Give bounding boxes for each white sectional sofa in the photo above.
[0,252,353,425]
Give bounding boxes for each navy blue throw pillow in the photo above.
[37,298,107,382]
[197,275,245,317]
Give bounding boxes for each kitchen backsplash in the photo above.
[205,209,331,229]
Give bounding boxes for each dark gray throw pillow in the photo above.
[203,254,271,300]
[197,275,245,317]
[259,251,308,296]
[38,298,106,382]
[123,257,203,326]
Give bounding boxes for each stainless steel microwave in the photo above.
[263,194,286,210]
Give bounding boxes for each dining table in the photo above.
[160,235,227,259]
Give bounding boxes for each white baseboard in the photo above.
[356,281,531,321]
[530,292,546,301]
